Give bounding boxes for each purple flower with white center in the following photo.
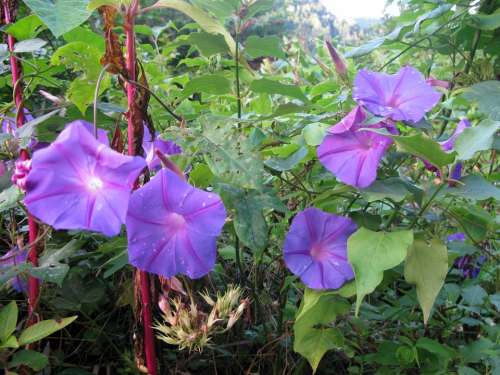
[24,121,146,236]
[353,66,441,123]
[143,125,182,170]
[317,106,395,188]
[283,207,357,290]
[0,247,28,292]
[126,168,226,279]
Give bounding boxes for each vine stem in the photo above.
[124,2,158,374]
[2,0,40,324]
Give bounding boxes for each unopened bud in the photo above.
[325,40,348,80]
[11,159,31,191]
[426,77,450,89]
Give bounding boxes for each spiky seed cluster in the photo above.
[154,285,248,352]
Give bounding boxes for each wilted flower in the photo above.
[318,106,395,188]
[353,66,441,123]
[0,247,28,292]
[126,168,226,279]
[155,285,247,352]
[24,121,146,236]
[11,159,31,191]
[143,125,182,170]
[283,207,357,290]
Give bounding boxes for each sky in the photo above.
[320,0,400,21]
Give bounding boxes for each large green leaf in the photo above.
[250,78,308,103]
[18,316,77,346]
[180,74,232,100]
[264,146,308,171]
[23,0,91,37]
[345,25,405,58]
[394,134,455,168]
[9,350,48,371]
[185,32,229,56]
[361,177,412,203]
[294,288,351,372]
[469,9,500,31]
[152,0,236,55]
[348,228,413,315]
[0,301,18,342]
[245,35,285,59]
[404,239,448,324]
[463,81,500,120]
[444,175,500,201]
[4,15,45,41]
[454,119,500,160]
[0,185,22,212]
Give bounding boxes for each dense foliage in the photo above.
[0,0,499,374]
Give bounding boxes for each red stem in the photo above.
[125,2,158,374]
[2,0,40,323]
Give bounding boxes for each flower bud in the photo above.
[426,76,450,89]
[325,40,348,80]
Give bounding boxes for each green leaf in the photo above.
[23,0,91,37]
[18,316,77,346]
[404,239,448,324]
[87,0,122,11]
[185,32,229,56]
[394,133,455,168]
[454,119,500,160]
[17,109,61,148]
[180,74,231,100]
[463,81,500,120]
[414,4,452,33]
[294,289,350,372]
[302,123,328,146]
[0,301,18,342]
[461,285,488,306]
[9,350,48,371]
[220,185,268,253]
[0,335,19,349]
[0,185,22,212]
[469,9,500,31]
[4,15,45,41]
[348,228,413,315]
[30,240,80,286]
[13,38,46,53]
[361,177,411,203]
[250,78,308,103]
[449,204,493,242]
[416,337,455,359]
[345,25,405,58]
[264,146,308,171]
[444,175,500,201]
[245,35,285,59]
[153,0,236,56]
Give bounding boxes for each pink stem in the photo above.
[2,0,40,324]
[124,2,158,374]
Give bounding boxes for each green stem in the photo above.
[409,183,445,229]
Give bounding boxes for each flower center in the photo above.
[166,212,186,231]
[310,243,330,261]
[87,176,103,191]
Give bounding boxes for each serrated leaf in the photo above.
[18,316,77,345]
[394,133,455,168]
[348,228,413,315]
[23,0,91,37]
[454,119,500,160]
[404,239,448,324]
[0,301,18,342]
[250,78,308,103]
[245,35,285,59]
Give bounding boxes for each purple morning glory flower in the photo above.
[447,232,465,242]
[24,121,146,236]
[143,125,182,170]
[317,106,395,188]
[353,66,441,123]
[1,108,33,135]
[0,247,28,292]
[126,168,226,279]
[283,207,357,290]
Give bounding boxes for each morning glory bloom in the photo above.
[317,106,395,188]
[126,168,226,279]
[24,121,146,236]
[447,232,466,243]
[0,247,28,292]
[353,66,441,123]
[283,207,357,290]
[143,125,182,170]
